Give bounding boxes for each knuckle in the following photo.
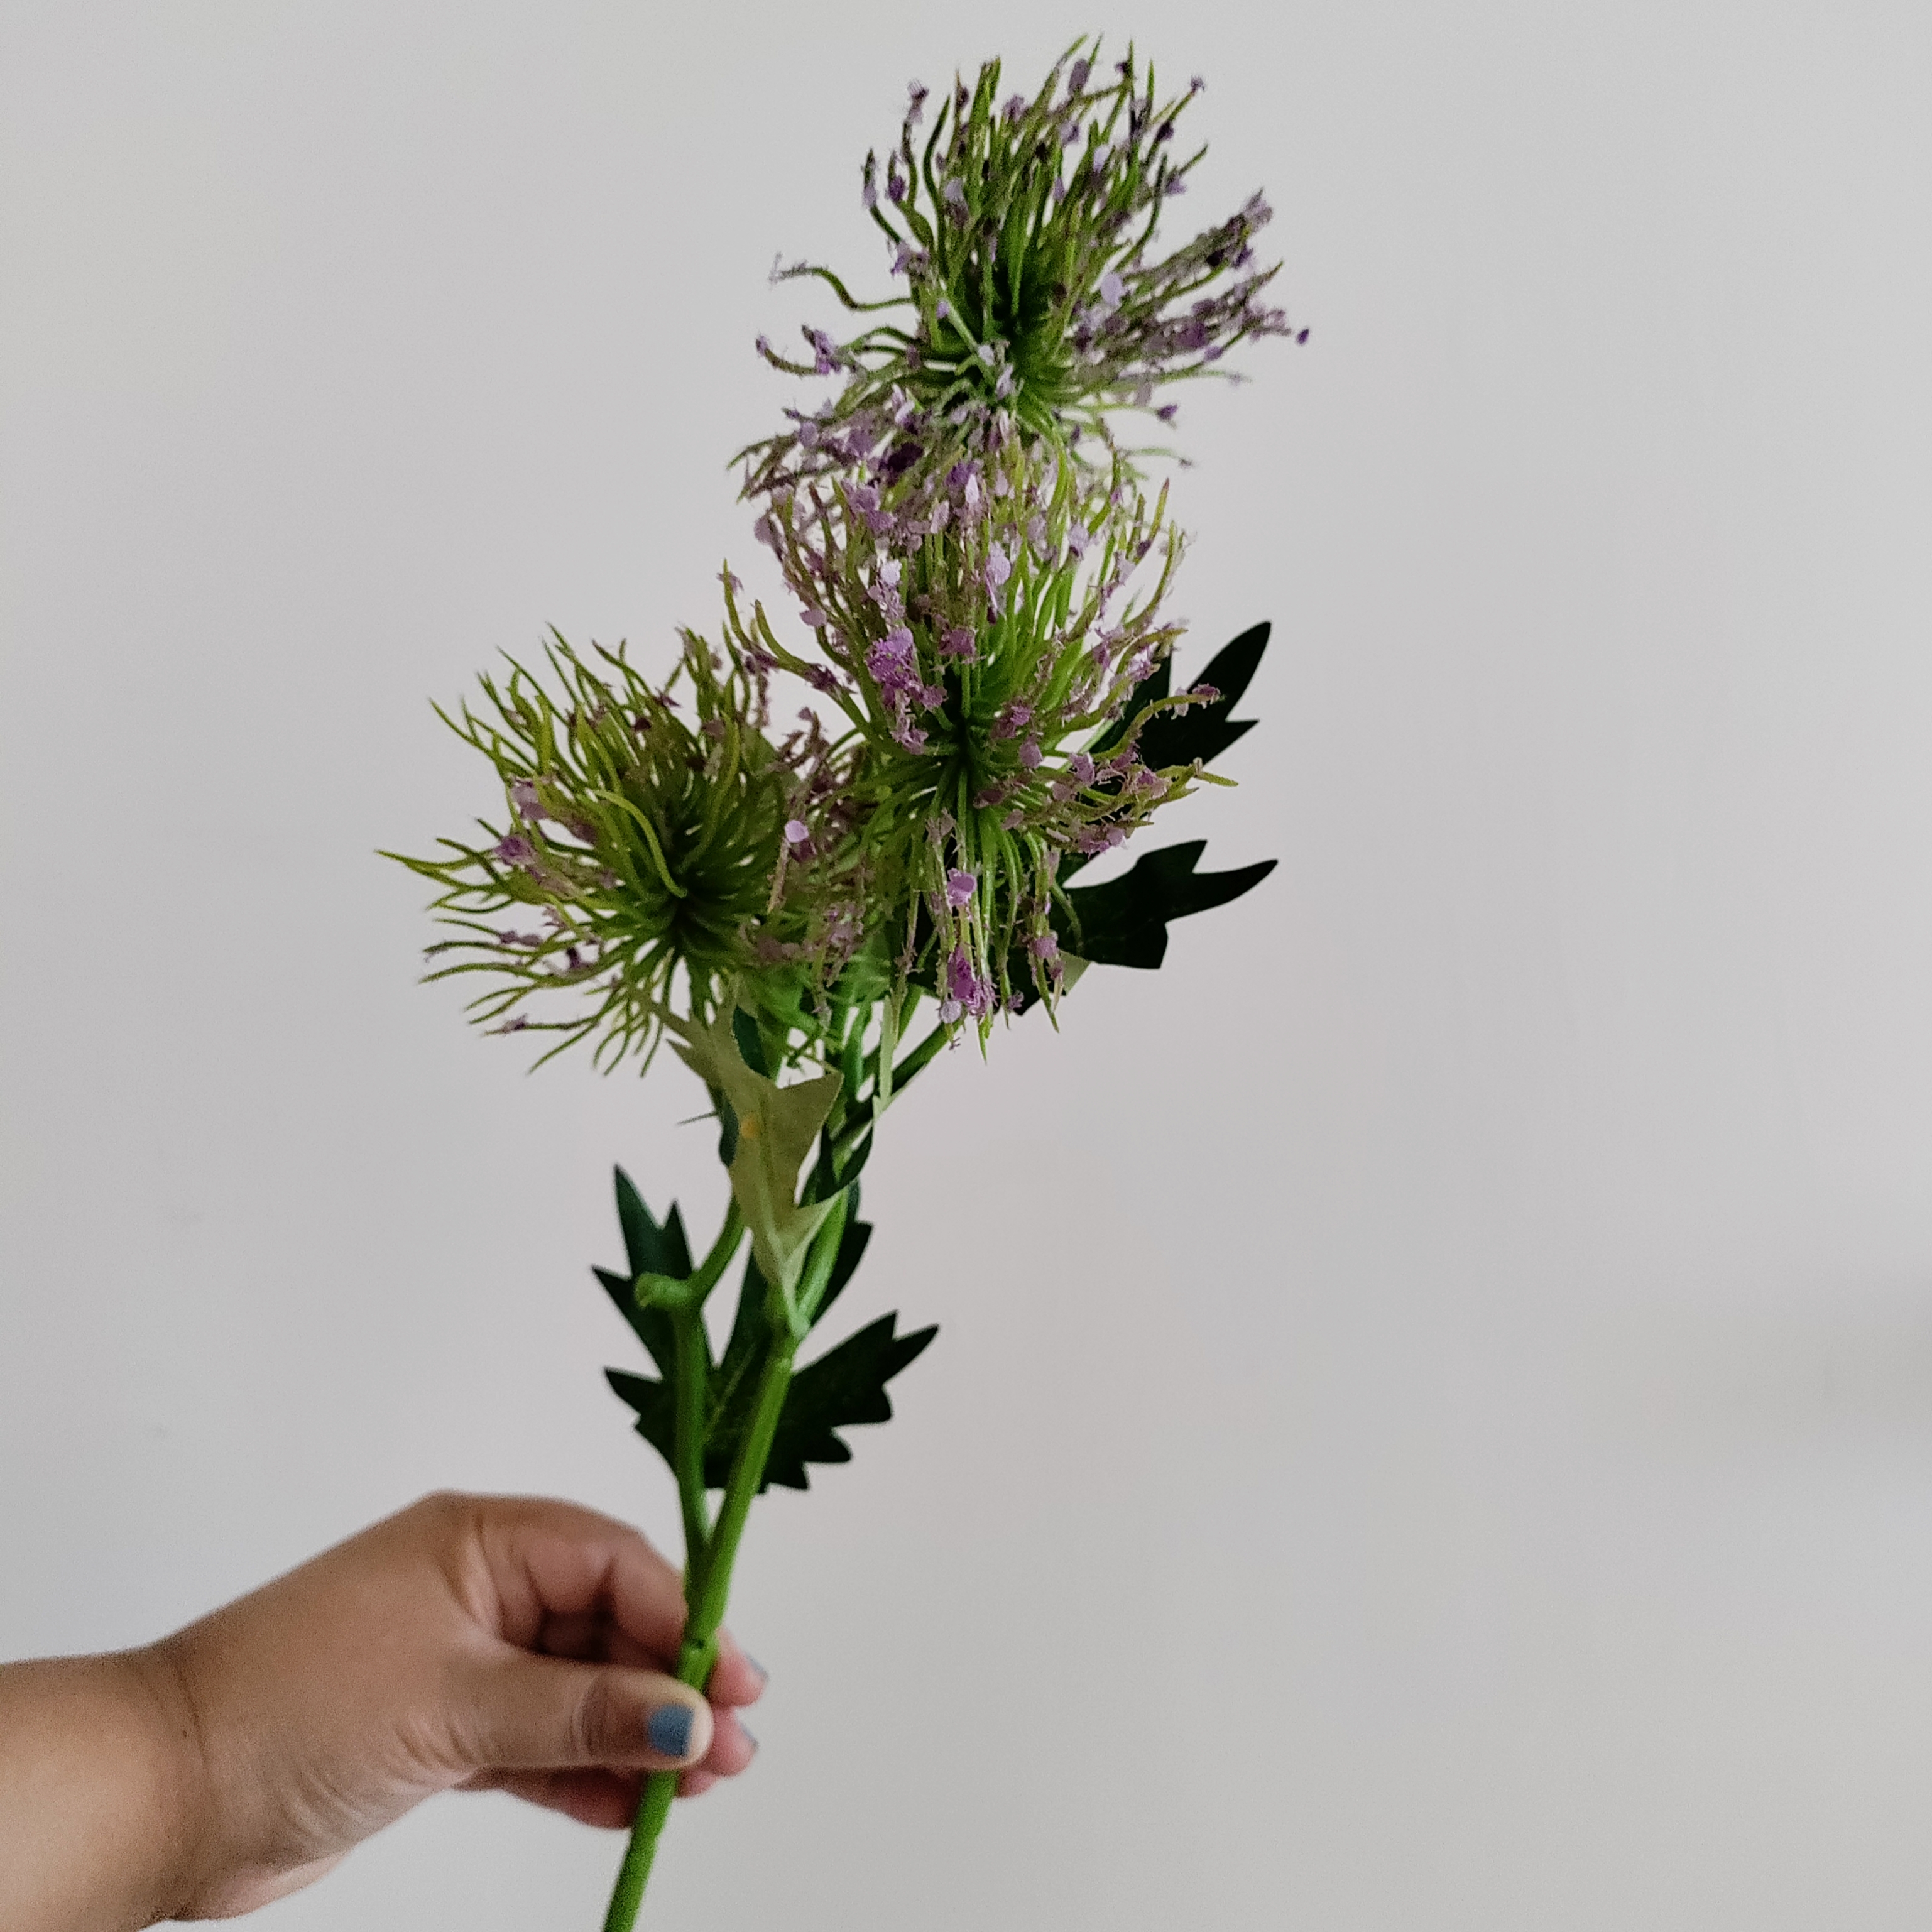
[570,1673,624,1762]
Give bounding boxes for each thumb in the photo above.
[453,1649,714,1774]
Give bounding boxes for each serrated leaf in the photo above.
[605,1308,935,1494]
[758,1314,938,1491]
[1088,655,1172,757]
[594,1265,678,1378]
[606,1367,677,1471]
[613,1170,692,1284]
[604,1171,931,1494]
[1132,620,1269,773]
[1061,839,1277,970]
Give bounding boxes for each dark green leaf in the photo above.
[1088,656,1172,756]
[604,1174,934,1495]
[757,1313,937,1491]
[614,1168,669,1279]
[815,1204,873,1326]
[606,1368,676,1470]
[1132,620,1269,773]
[594,1265,677,1378]
[1061,623,1270,888]
[730,1007,770,1077]
[1062,839,1276,970]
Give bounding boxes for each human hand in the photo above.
[0,1492,763,1927]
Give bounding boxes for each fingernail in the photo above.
[745,1654,769,1684]
[740,1723,759,1754]
[647,1703,696,1759]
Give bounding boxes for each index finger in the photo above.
[453,1495,767,1703]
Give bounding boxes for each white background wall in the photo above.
[5,2,1931,1926]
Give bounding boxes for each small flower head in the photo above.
[388,631,832,1067]
[738,38,1300,508]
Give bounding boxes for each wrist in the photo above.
[0,1649,213,1932]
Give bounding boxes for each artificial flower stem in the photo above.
[601,1348,797,1931]
[604,1204,824,1931]
[670,1310,711,1567]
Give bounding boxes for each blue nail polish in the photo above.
[740,1724,760,1752]
[745,1654,769,1683]
[648,1704,696,1758]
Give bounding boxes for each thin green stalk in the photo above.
[670,1311,711,1567]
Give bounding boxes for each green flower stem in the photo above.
[603,1196,853,1931]
[665,1200,743,1564]
[670,1312,711,1567]
[601,1340,798,1932]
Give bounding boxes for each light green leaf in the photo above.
[669,1006,844,1307]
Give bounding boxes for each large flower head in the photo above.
[728,424,1230,1025]
[739,38,1302,510]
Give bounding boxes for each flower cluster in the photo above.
[397,40,1289,1064]
[738,38,1304,509]
[729,430,1234,1017]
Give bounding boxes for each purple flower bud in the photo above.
[1098,270,1125,311]
[945,868,976,909]
[1030,931,1061,959]
[785,819,811,846]
[1066,523,1091,559]
[1165,175,1187,196]
[943,948,993,1017]
[939,625,976,662]
[493,834,536,867]
[1018,739,1044,768]
[867,626,922,701]
[510,777,541,820]
[1068,58,1090,92]
[908,80,929,124]
[1067,751,1097,787]
[944,178,966,208]
[1002,93,1026,124]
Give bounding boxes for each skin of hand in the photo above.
[0,1492,764,1930]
